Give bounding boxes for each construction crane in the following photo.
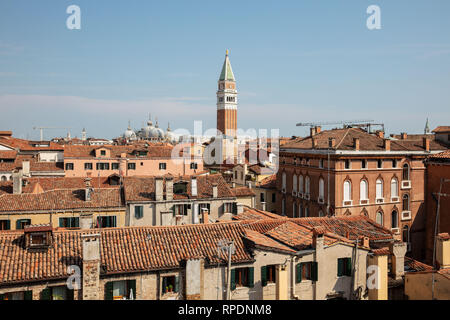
[296,120,384,134]
[33,126,73,141]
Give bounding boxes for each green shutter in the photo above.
[230,269,236,291]
[5,220,10,230]
[104,282,113,300]
[112,216,117,227]
[232,202,237,214]
[261,266,267,287]
[296,263,302,283]
[59,218,64,228]
[16,220,21,230]
[40,288,51,300]
[127,279,136,299]
[346,258,352,276]
[24,290,32,300]
[311,262,318,282]
[67,289,74,300]
[74,217,79,228]
[174,276,179,293]
[247,267,254,288]
[337,259,343,277]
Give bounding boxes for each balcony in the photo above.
[401,180,411,189]
[297,193,303,199]
[401,211,412,221]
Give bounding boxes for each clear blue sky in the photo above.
[0,0,449,140]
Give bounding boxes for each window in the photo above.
[299,203,303,217]
[376,179,383,199]
[282,172,286,190]
[295,262,318,282]
[135,206,143,219]
[318,178,324,200]
[319,159,324,168]
[319,210,324,217]
[59,217,79,228]
[360,180,368,200]
[96,216,117,228]
[173,204,190,216]
[391,178,398,198]
[100,150,106,156]
[260,192,265,203]
[337,258,352,277]
[190,162,198,170]
[377,159,383,169]
[16,219,31,230]
[231,267,254,289]
[159,163,167,170]
[403,194,410,211]
[298,175,304,194]
[305,176,310,195]
[391,210,398,229]
[343,181,351,202]
[292,174,297,193]
[161,276,179,295]
[104,280,136,300]
[0,219,11,230]
[261,265,276,286]
[111,163,119,170]
[40,286,74,300]
[344,159,351,169]
[0,290,32,300]
[174,182,187,194]
[30,233,46,246]
[96,162,110,170]
[84,162,93,170]
[127,163,136,170]
[402,164,410,181]
[392,159,397,168]
[402,225,410,243]
[271,193,276,203]
[376,211,384,226]
[65,163,74,170]
[223,202,236,214]
[361,159,367,169]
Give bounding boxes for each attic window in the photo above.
[173,182,188,194]
[100,150,106,156]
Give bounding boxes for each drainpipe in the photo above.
[291,257,300,300]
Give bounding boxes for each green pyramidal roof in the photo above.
[219,52,235,81]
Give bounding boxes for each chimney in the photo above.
[384,139,391,151]
[436,233,450,269]
[191,177,197,197]
[422,137,430,152]
[312,138,318,149]
[389,242,407,280]
[80,213,93,229]
[232,182,236,188]
[22,160,30,177]
[247,181,252,189]
[85,178,92,201]
[360,236,370,249]
[12,169,23,195]
[212,183,218,198]
[155,177,163,201]
[237,203,244,214]
[185,258,205,300]
[310,127,317,137]
[401,132,407,140]
[312,227,325,251]
[201,208,209,224]
[376,131,385,139]
[82,234,101,300]
[166,177,174,201]
[315,126,321,134]
[353,138,360,151]
[328,138,336,148]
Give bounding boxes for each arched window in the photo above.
[402,225,410,243]
[298,175,304,194]
[319,178,324,199]
[376,179,383,200]
[360,180,368,200]
[391,178,398,199]
[293,174,297,193]
[282,172,286,190]
[391,210,398,229]
[343,180,351,201]
[403,194,410,211]
[293,202,297,217]
[376,211,383,226]
[402,164,410,181]
[305,176,310,195]
[0,176,6,182]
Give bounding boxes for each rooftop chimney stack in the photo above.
[310,127,316,137]
[191,177,198,197]
[422,137,430,152]
[389,242,407,280]
[384,139,391,151]
[166,177,174,201]
[82,234,101,300]
[85,178,93,201]
[312,227,325,251]
[401,132,407,140]
[12,169,23,195]
[353,138,360,151]
[376,131,385,139]
[212,183,218,198]
[436,233,450,269]
[315,126,321,134]
[22,160,30,177]
[328,138,336,149]
[201,208,209,224]
[155,177,163,201]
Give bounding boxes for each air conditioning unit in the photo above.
[376,198,384,204]
[401,180,411,189]
[318,197,324,204]
[391,197,399,202]
[360,199,369,205]
[343,200,353,206]
[304,194,310,200]
[401,211,412,221]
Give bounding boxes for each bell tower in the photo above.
[217,50,237,138]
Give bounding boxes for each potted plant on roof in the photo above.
[168,284,173,293]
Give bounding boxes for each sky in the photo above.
[0,0,449,140]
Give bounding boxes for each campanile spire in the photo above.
[217,50,237,138]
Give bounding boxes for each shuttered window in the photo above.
[337,258,352,277]
[134,206,144,219]
[232,267,254,288]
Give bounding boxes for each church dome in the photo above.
[123,122,136,140]
[165,123,178,144]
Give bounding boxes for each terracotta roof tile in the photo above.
[230,186,255,197]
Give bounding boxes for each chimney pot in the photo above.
[376,131,385,139]
[401,132,407,140]
[155,177,164,201]
[12,170,23,195]
[384,139,391,151]
[423,137,430,152]
[353,138,360,151]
